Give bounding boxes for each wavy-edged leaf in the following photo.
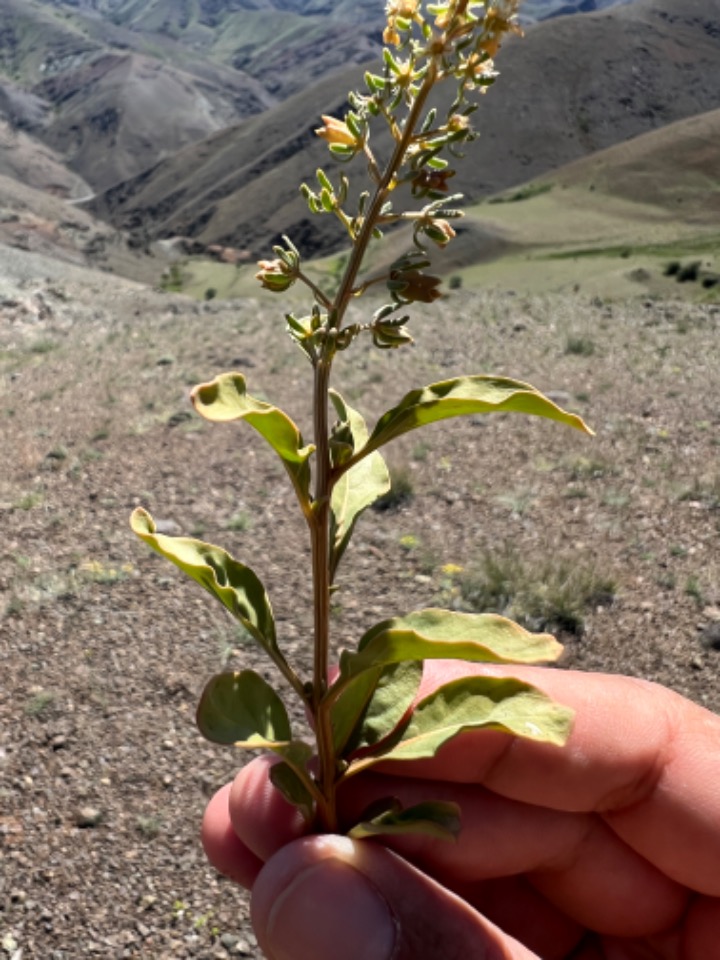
[340,609,562,681]
[329,390,390,580]
[131,508,277,654]
[344,376,592,468]
[348,799,461,842]
[330,661,422,757]
[355,675,574,768]
[196,670,291,745]
[191,372,315,507]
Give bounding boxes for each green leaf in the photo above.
[348,799,461,842]
[330,666,382,754]
[329,390,390,580]
[269,762,315,822]
[330,661,422,757]
[358,675,574,767]
[191,373,315,508]
[131,508,277,654]
[345,376,593,468]
[340,609,563,680]
[196,670,292,746]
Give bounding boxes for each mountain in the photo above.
[531,0,632,19]
[0,0,640,197]
[89,0,720,259]
[0,0,275,191]
[531,106,720,219]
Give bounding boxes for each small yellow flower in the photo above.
[478,3,523,57]
[384,0,422,45]
[441,563,464,576]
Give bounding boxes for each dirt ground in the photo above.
[1,259,719,957]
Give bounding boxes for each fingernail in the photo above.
[266,859,398,960]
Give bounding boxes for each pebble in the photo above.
[154,519,183,536]
[701,622,720,651]
[75,806,103,828]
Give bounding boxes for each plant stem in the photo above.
[309,54,441,832]
[330,58,438,332]
[310,351,338,831]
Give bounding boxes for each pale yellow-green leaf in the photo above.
[191,372,314,506]
[345,376,592,469]
[329,390,390,580]
[131,508,277,654]
[340,609,563,681]
[357,675,573,767]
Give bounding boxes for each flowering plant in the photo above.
[132,0,591,839]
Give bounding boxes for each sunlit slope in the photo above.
[452,109,720,297]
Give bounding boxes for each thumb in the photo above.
[251,835,539,960]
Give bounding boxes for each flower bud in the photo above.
[255,257,298,293]
[315,115,364,155]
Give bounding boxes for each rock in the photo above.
[166,410,192,428]
[700,622,720,651]
[153,519,183,536]
[75,806,103,828]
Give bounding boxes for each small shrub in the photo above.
[136,816,162,839]
[663,261,681,277]
[28,339,57,355]
[448,275,463,290]
[226,510,252,532]
[373,464,414,511]
[676,261,701,283]
[14,491,44,510]
[459,549,615,635]
[565,335,595,357]
[24,691,56,716]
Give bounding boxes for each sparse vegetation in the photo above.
[23,691,56,717]
[459,549,616,635]
[373,464,415,512]
[565,334,596,357]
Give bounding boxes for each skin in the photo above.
[201,664,720,960]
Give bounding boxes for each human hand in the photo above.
[202,663,720,959]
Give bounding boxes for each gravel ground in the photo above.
[1,261,719,957]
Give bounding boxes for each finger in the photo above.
[251,835,542,960]
[337,773,686,937]
[229,755,310,861]
[202,783,264,888]
[457,877,584,960]
[378,663,720,895]
[682,896,720,959]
